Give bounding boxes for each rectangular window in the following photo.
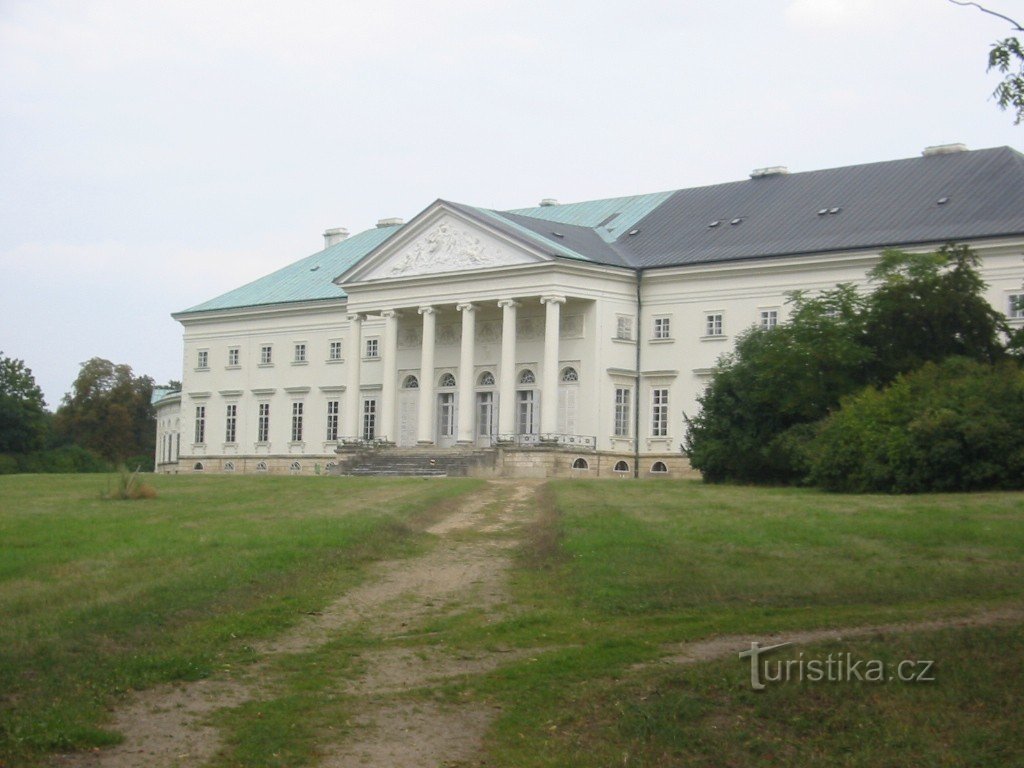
[1010,294,1024,319]
[760,309,779,329]
[653,316,671,339]
[326,400,339,441]
[365,338,379,358]
[227,347,240,366]
[194,405,206,444]
[260,345,273,365]
[258,403,270,442]
[616,316,634,341]
[225,404,237,443]
[197,350,208,369]
[329,340,342,360]
[291,402,304,442]
[705,313,723,337]
[651,388,669,437]
[294,343,306,363]
[614,387,632,437]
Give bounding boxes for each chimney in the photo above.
[750,166,789,179]
[377,217,404,228]
[922,143,968,157]
[539,198,559,207]
[323,227,349,247]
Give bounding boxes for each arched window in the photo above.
[518,369,536,385]
[256,461,268,472]
[561,367,579,382]
[402,375,419,389]
[477,371,495,387]
[439,373,456,388]
[613,460,630,473]
[193,462,204,472]
[290,461,301,472]
[572,457,589,470]
[224,461,235,472]
[651,461,668,473]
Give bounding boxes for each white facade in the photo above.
[158,156,1024,477]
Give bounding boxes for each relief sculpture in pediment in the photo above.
[387,223,505,276]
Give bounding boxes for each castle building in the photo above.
[154,144,1024,477]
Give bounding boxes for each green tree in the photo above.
[863,244,1008,382]
[949,1,1024,123]
[685,286,872,484]
[0,352,49,453]
[55,358,155,463]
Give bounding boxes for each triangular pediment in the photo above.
[338,202,549,285]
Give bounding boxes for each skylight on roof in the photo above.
[708,220,720,228]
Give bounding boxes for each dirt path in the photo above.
[53,479,539,768]
[647,605,1024,668]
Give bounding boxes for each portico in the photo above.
[342,294,575,448]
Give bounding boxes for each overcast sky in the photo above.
[1,0,1020,407]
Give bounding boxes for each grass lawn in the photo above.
[454,480,1024,767]
[0,472,482,766]
[1,474,1022,767]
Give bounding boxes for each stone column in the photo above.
[456,303,476,444]
[344,313,363,440]
[416,306,436,445]
[379,309,398,443]
[497,299,518,440]
[540,295,565,439]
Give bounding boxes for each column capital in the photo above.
[497,298,519,309]
[456,302,477,313]
[347,312,365,322]
[380,309,397,319]
[418,305,436,315]
[540,295,566,306]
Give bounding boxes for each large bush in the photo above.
[686,245,1017,486]
[808,358,1024,493]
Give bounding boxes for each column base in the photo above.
[417,439,436,446]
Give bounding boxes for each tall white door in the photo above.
[558,385,578,436]
[516,390,536,436]
[362,397,378,441]
[398,391,418,447]
[437,392,456,448]
[476,392,494,447]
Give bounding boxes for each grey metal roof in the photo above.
[615,146,1024,269]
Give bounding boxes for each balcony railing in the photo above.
[494,433,597,450]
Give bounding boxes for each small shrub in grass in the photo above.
[102,467,158,500]
[809,357,1024,493]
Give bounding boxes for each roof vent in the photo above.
[922,143,967,157]
[376,217,404,228]
[323,227,349,247]
[750,166,789,179]
[539,198,559,207]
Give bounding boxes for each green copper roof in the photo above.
[507,191,675,243]
[178,225,401,315]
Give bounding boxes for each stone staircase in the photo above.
[330,446,498,477]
